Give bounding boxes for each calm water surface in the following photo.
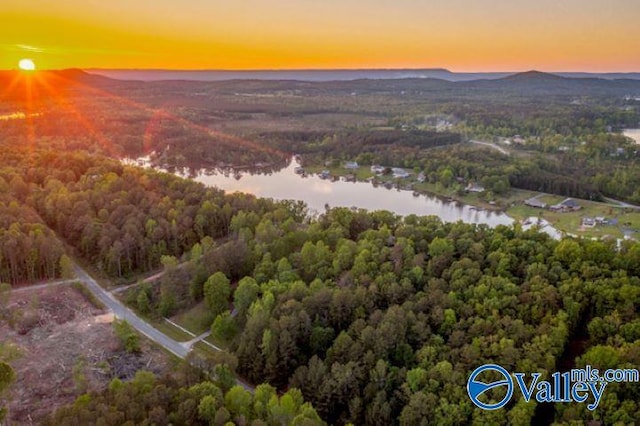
[186,159,513,227]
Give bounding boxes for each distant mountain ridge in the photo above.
[500,70,567,81]
[2,69,640,101]
[85,68,640,83]
[3,68,639,84]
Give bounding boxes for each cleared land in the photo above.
[1,285,170,424]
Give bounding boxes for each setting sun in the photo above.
[18,58,36,71]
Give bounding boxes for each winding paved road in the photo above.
[71,263,255,392]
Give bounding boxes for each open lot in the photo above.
[0,285,170,424]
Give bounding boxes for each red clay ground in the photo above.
[0,285,171,424]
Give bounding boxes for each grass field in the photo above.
[170,301,214,336]
[151,320,194,342]
[203,334,230,351]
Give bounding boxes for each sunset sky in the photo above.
[2,0,639,71]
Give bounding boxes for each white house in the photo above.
[371,165,386,175]
[392,168,410,178]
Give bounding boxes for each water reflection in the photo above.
[185,158,514,227]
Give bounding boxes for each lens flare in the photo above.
[18,59,36,71]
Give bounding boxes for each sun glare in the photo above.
[18,58,36,71]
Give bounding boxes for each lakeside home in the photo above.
[550,198,581,212]
[392,168,410,178]
[344,161,359,170]
[524,197,547,208]
[371,165,385,174]
[465,183,485,193]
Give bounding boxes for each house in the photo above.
[549,198,581,212]
[582,217,596,228]
[417,172,426,183]
[344,161,359,170]
[371,165,386,175]
[524,197,547,209]
[595,216,607,225]
[465,183,485,193]
[392,168,410,179]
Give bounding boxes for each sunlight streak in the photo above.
[36,72,118,156]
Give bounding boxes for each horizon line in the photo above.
[2,67,640,74]
[81,67,640,74]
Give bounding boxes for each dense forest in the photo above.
[255,129,462,161]
[0,169,66,284]
[169,208,639,424]
[44,371,324,426]
[39,191,640,424]
[0,145,287,280]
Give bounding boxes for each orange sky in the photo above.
[1,0,639,71]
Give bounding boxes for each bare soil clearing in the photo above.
[1,286,170,424]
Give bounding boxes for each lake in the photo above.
[623,129,640,144]
[170,158,514,227]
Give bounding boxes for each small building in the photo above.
[550,198,581,212]
[344,161,359,170]
[465,183,485,193]
[582,217,596,228]
[595,216,607,225]
[525,197,547,209]
[371,165,385,175]
[417,172,426,183]
[392,168,410,179]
